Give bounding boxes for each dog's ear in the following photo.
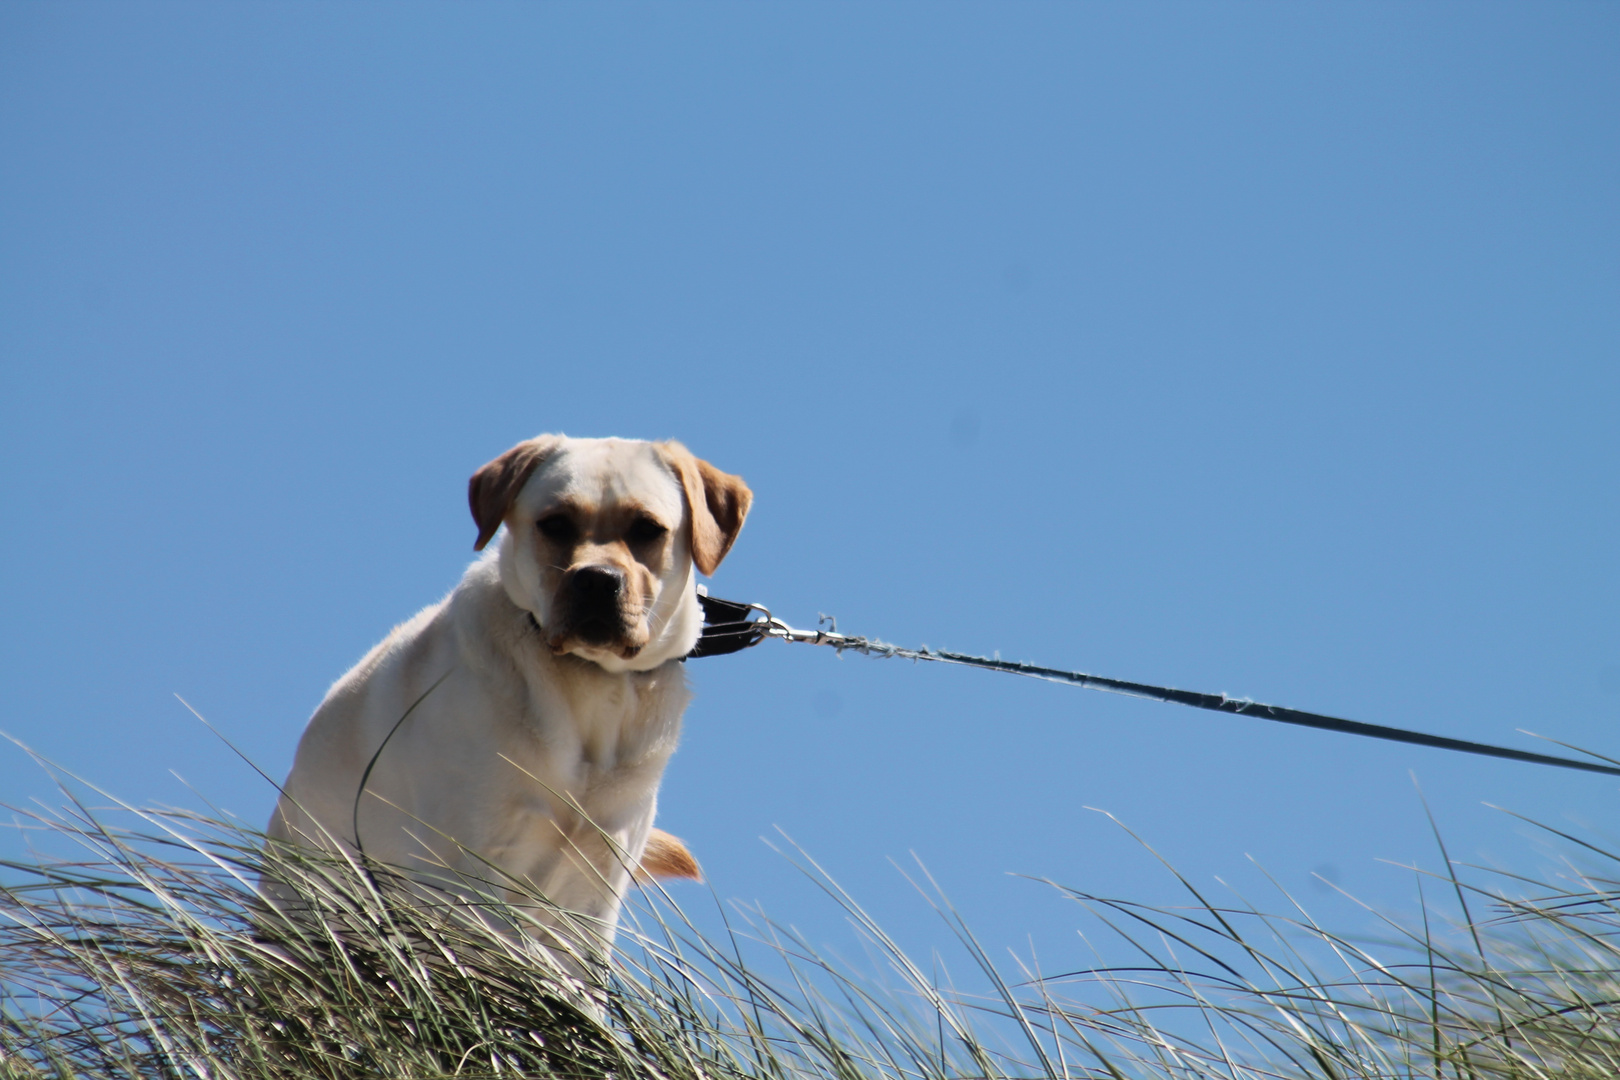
[635,828,702,883]
[659,441,752,576]
[469,435,563,551]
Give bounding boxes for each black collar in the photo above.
[525,597,768,660]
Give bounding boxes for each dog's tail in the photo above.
[636,828,702,883]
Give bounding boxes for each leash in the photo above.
[688,593,1620,780]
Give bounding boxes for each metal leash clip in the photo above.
[688,592,850,658]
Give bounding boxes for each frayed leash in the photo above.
[688,592,1620,779]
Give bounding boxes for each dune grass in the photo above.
[3,782,1619,1079]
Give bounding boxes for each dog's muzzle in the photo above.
[562,565,627,647]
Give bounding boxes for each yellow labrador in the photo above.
[268,435,750,959]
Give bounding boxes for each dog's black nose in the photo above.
[569,565,624,603]
[567,566,626,645]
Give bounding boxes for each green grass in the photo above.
[4,783,1619,1079]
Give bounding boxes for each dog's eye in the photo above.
[537,515,579,543]
[626,516,668,546]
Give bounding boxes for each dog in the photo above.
[267,434,750,967]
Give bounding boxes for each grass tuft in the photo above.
[4,792,1619,1079]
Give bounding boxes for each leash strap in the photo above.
[687,595,772,657]
[689,594,1620,779]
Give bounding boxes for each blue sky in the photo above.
[2,2,1618,971]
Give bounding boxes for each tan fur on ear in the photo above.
[469,435,563,551]
[635,827,702,883]
[658,442,753,576]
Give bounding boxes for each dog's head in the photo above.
[469,435,752,672]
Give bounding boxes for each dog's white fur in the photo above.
[267,435,750,960]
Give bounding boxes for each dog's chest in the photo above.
[513,658,691,803]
